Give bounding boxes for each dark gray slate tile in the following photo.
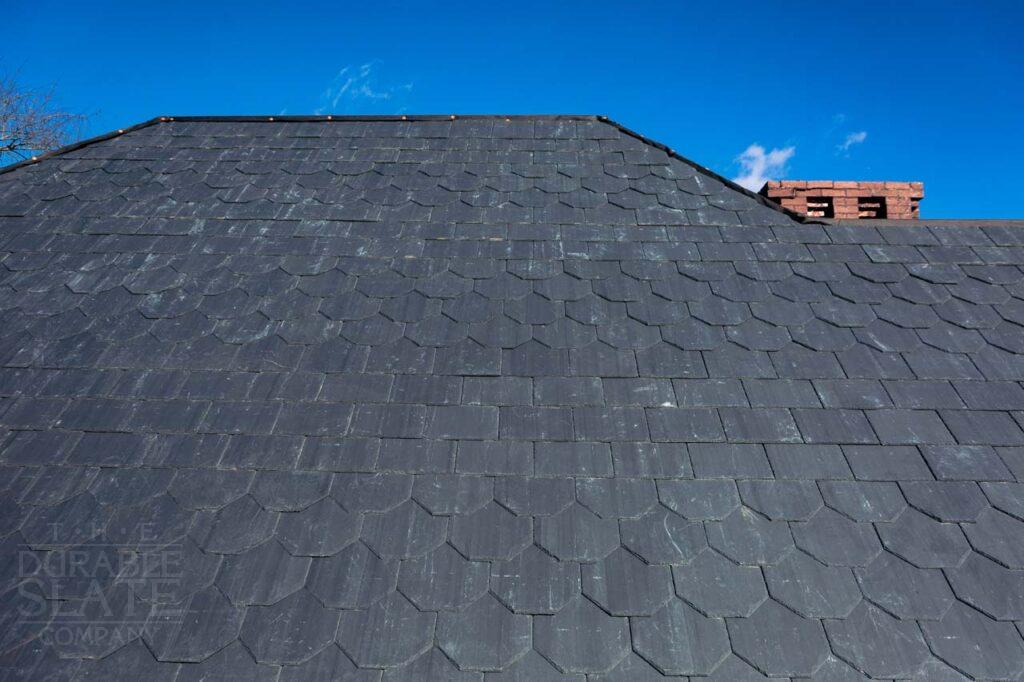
[646,408,724,443]
[490,544,579,615]
[77,639,177,681]
[436,594,531,671]
[193,495,277,553]
[720,407,802,443]
[963,507,1024,567]
[534,441,611,477]
[456,441,532,476]
[576,477,657,519]
[819,481,907,522]
[499,407,573,441]
[706,507,794,566]
[535,503,619,562]
[306,541,397,609]
[791,408,876,444]
[824,602,931,679]
[399,542,488,611]
[901,480,986,521]
[251,470,332,511]
[275,498,359,556]
[424,406,498,440]
[737,480,822,520]
[620,508,706,565]
[672,549,767,617]
[688,443,772,479]
[216,539,310,605]
[877,508,970,568]
[764,443,852,479]
[278,644,380,682]
[658,479,739,520]
[483,649,579,681]
[331,473,412,512]
[382,647,478,681]
[792,508,881,567]
[168,468,252,510]
[582,547,673,616]
[727,599,830,677]
[145,585,245,662]
[856,551,953,620]
[412,474,492,515]
[948,551,1024,620]
[336,592,435,668]
[920,602,1024,680]
[765,550,861,618]
[380,436,452,473]
[573,407,649,442]
[533,597,630,674]
[450,502,531,560]
[360,500,447,559]
[981,481,1024,519]
[492,476,574,517]
[239,589,340,664]
[174,642,278,682]
[843,445,934,480]
[631,598,730,676]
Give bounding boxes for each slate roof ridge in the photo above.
[0,113,806,223]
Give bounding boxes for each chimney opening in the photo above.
[806,196,834,219]
[858,196,888,219]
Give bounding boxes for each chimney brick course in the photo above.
[760,181,923,220]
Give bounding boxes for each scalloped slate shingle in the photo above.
[2,114,1024,679]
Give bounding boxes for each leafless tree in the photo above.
[0,73,87,164]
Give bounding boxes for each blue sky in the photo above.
[7,0,1022,217]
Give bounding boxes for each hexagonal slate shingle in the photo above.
[658,479,741,521]
[534,597,630,674]
[436,594,531,671]
[240,589,340,665]
[490,544,579,615]
[449,502,531,560]
[824,602,931,679]
[948,551,1024,620]
[620,508,706,565]
[336,592,436,668]
[856,551,953,620]
[706,507,794,566]
[275,498,359,556]
[146,586,245,663]
[576,477,658,518]
[728,599,830,677]
[216,539,310,605]
[535,504,619,562]
[582,547,673,616]
[672,549,767,617]
[631,599,730,676]
[877,508,970,568]
[360,500,448,559]
[963,507,1024,568]
[399,543,489,611]
[764,550,861,618]
[921,602,1024,680]
[792,508,881,567]
[306,542,398,609]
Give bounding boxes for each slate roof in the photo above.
[2,114,1024,680]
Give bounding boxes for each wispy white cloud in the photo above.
[315,62,413,114]
[837,130,868,153]
[732,143,796,191]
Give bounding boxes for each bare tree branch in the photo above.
[0,72,87,164]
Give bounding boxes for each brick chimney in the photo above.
[759,181,924,220]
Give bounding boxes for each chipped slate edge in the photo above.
[0,113,806,223]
